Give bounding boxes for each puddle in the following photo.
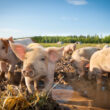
[52,79,110,110]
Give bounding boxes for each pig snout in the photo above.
[22,64,35,77]
[22,69,34,77]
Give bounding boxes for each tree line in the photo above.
[31,35,110,43]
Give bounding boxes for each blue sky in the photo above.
[0,0,110,38]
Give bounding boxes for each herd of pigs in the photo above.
[0,37,110,95]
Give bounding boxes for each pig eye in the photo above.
[41,57,45,61]
[2,46,5,49]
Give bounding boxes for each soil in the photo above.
[0,52,110,110]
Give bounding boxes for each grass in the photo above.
[40,43,108,48]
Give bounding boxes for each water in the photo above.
[52,78,110,110]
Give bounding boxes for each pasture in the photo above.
[40,43,107,48]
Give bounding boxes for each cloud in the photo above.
[97,32,110,37]
[66,0,88,5]
[0,28,24,38]
[0,28,21,33]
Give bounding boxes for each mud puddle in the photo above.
[52,81,110,110]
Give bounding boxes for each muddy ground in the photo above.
[0,52,110,110]
[55,52,110,110]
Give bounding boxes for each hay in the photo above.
[0,84,61,110]
[0,85,41,110]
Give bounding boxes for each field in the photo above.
[0,43,110,110]
[40,43,107,48]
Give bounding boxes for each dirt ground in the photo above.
[0,52,110,110]
[55,52,110,110]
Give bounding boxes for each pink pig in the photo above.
[63,43,77,56]
[0,37,20,81]
[9,42,64,94]
[88,48,110,83]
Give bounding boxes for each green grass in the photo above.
[39,43,108,48]
[39,43,68,47]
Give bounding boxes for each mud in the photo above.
[54,52,110,110]
[0,51,110,110]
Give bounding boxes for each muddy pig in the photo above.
[9,42,64,94]
[88,48,110,83]
[63,43,77,56]
[103,44,110,49]
[71,47,100,77]
[0,37,20,82]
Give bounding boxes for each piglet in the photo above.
[9,42,64,94]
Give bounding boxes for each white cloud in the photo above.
[0,28,29,38]
[0,28,21,33]
[97,32,110,37]
[0,28,22,38]
[66,0,88,5]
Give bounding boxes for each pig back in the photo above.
[90,48,110,68]
[72,47,100,61]
[27,43,43,49]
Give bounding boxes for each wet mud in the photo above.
[0,52,110,110]
[54,52,110,110]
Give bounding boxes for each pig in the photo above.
[0,61,8,81]
[9,42,64,94]
[0,37,20,81]
[71,47,100,77]
[14,38,33,46]
[103,45,110,49]
[0,37,34,82]
[88,48,110,82]
[63,43,77,56]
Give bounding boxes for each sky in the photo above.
[0,0,110,38]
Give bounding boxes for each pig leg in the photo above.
[34,80,38,91]
[79,61,89,77]
[6,64,16,82]
[43,74,54,94]
[88,71,92,80]
[8,64,15,72]
[72,61,83,76]
[25,77,34,94]
[96,72,102,85]
[19,75,25,90]
[20,74,25,84]
[71,61,80,76]
[78,68,85,77]
[75,63,85,77]
[0,61,7,81]
[42,63,55,94]
[88,67,96,80]
[88,67,102,83]
[88,65,95,80]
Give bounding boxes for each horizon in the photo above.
[0,0,110,38]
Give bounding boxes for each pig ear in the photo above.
[85,63,90,68]
[8,36,14,43]
[9,41,26,61]
[45,47,64,63]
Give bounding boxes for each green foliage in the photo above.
[31,35,110,43]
